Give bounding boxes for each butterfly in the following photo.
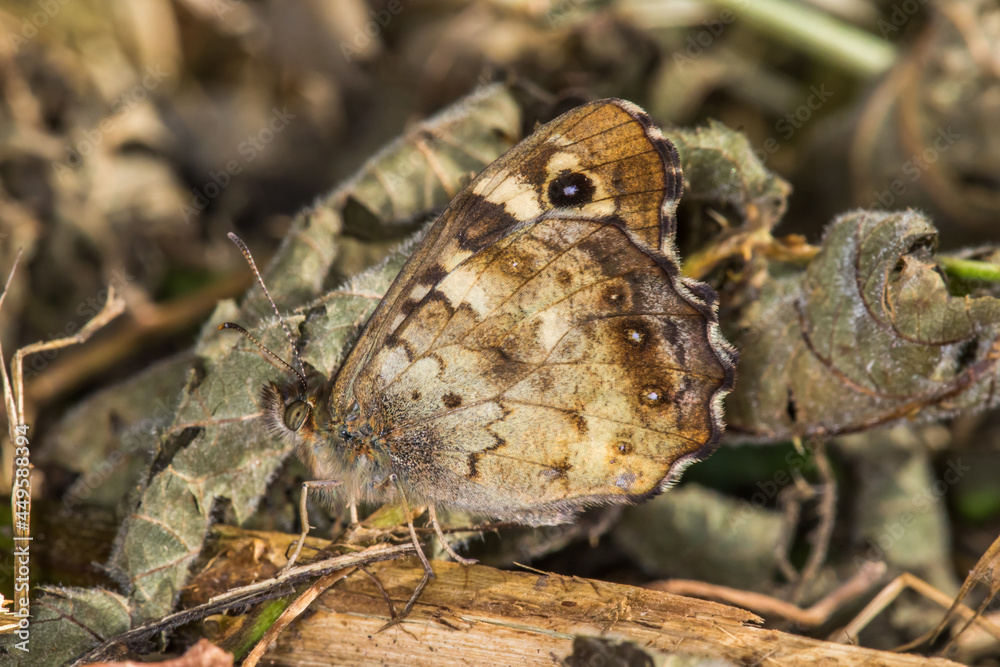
[229,97,736,584]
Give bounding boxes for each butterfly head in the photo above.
[258,375,358,486]
[259,379,322,444]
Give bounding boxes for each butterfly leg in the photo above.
[278,479,340,576]
[377,474,434,631]
[428,505,477,565]
[349,500,359,525]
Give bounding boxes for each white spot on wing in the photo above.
[437,267,481,314]
[536,309,569,352]
[501,185,543,220]
[375,345,412,385]
[478,170,543,220]
[546,152,583,173]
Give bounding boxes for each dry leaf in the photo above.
[727,209,1000,440]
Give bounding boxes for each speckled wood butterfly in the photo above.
[228,98,736,589]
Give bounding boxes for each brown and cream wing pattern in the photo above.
[330,98,735,522]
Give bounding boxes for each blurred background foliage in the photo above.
[2,0,1000,662]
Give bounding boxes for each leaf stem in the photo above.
[939,256,1000,283]
[708,0,896,77]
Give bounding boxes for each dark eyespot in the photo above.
[284,401,310,431]
[548,171,596,207]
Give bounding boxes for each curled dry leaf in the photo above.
[671,120,791,231]
[727,209,1000,440]
[339,84,522,241]
[664,120,794,279]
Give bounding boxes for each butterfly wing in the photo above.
[332,99,736,524]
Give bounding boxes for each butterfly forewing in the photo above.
[329,98,735,524]
[332,100,679,405]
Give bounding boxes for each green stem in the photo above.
[227,596,295,659]
[939,256,1000,283]
[709,0,896,77]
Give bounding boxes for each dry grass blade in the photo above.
[11,285,126,420]
[0,249,24,432]
[831,571,1000,648]
[648,560,886,628]
[242,568,354,667]
[916,532,1000,652]
[2,264,124,619]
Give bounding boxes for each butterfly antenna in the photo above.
[218,322,307,392]
[223,232,308,393]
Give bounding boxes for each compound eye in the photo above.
[284,400,310,431]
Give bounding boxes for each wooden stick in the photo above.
[260,558,962,666]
